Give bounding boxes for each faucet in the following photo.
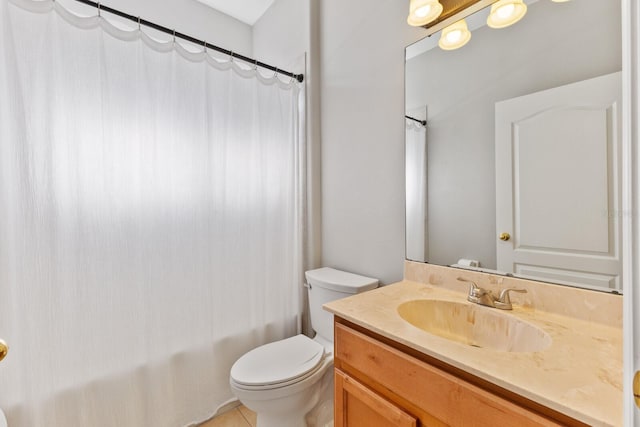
[457,277,526,310]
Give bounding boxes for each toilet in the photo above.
[229,267,378,427]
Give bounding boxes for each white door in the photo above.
[495,72,622,291]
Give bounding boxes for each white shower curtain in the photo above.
[0,1,305,426]
[405,118,427,262]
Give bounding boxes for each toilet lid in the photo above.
[230,334,325,387]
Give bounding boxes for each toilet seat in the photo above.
[230,335,325,391]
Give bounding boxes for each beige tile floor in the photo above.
[199,405,257,427]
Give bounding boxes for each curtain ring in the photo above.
[253,59,258,71]
[229,51,234,62]
[274,67,278,78]
[203,40,207,53]
[137,16,141,31]
[97,2,101,17]
[172,29,176,43]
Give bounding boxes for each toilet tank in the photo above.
[305,267,378,345]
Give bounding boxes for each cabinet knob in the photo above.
[499,232,511,241]
[0,339,7,362]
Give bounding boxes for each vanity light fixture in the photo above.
[438,19,471,50]
[407,0,444,27]
[486,0,527,29]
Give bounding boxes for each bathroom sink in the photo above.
[397,300,552,352]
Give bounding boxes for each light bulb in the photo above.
[438,19,471,50]
[496,3,515,19]
[446,30,462,43]
[487,0,527,29]
[407,0,443,27]
[415,4,431,18]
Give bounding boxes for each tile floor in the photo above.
[200,405,256,427]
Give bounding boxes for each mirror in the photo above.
[405,0,623,292]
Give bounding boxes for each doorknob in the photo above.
[499,232,511,241]
[0,339,7,362]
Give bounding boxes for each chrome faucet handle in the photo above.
[457,277,479,296]
[457,277,492,307]
[495,288,527,310]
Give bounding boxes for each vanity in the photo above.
[324,262,623,427]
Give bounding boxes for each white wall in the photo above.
[319,0,425,284]
[57,0,252,56]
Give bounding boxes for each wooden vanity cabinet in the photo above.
[334,317,588,427]
[335,370,417,427]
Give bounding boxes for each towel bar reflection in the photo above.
[0,339,8,362]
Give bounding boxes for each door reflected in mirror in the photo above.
[405,0,622,292]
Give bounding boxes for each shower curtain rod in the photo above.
[72,0,305,83]
[405,115,427,126]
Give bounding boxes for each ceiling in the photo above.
[195,0,275,25]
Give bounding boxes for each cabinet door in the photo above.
[335,369,417,427]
